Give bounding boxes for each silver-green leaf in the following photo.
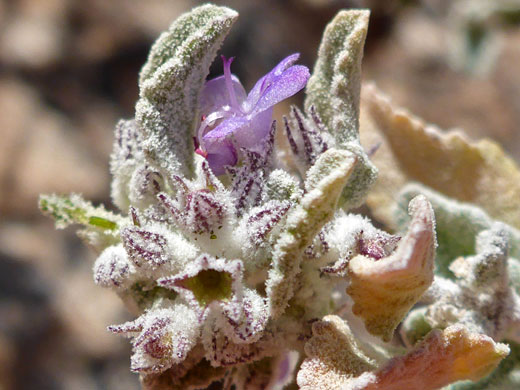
[304,10,377,210]
[305,9,368,145]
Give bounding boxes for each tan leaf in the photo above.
[296,315,381,390]
[349,325,509,390]
[347,195,437,341]
[360,83,520,230]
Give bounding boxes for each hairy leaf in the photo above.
[296,315,383,390]
[266,149,357,317]
[303,10,377,210]
[305,10,367,145]
[446,340,520,390]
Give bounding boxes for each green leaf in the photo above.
[400,307,432,347]
[339,142,377,210]
[135,5,238,178]
[39,193,124,251]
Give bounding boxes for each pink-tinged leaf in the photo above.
[347,195,437,341]
[297,315,381,390]
[347,325,509,390]
[297,316,509,390]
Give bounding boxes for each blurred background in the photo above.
[1,0,520,389]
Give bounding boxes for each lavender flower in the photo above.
[195,54,310,175]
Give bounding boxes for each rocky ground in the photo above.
[1,0,519,389]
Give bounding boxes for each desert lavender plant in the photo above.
[40,4,520,390]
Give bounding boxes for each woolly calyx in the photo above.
[159,254,269,345]
[93,244,136,290]
[159,254,240,310]
[201,319,276,368]
[108,305,200,374]
[121,224,199,276]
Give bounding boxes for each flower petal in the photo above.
[200,74,247,115]
[250,65,310,114]
[203,115,249,140]
[245,53,301,109]
[232,108,273,150]
[205,140,237,176]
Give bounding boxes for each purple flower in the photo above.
[195,54,310,175]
